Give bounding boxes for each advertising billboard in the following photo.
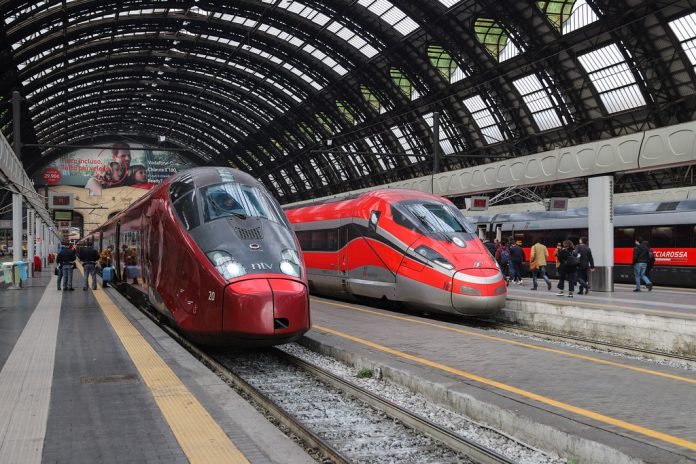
[34,142,195,196]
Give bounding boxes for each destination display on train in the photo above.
[34,142,194,196]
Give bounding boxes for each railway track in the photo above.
[123,294,518,464]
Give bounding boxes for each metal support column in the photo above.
[588,176,614,292]
[27,209,34,273]
[431,111,440,194]
[36,216,43,265]
[12,194,22,262]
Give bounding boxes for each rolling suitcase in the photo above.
[102,266,113,283]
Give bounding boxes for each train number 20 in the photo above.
[208,291,216,301]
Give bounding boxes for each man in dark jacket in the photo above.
[78,244,100,291]
[509,241,526,285]
[484,239,497,256]
[575,237,594,295]
[56,245,76,291]
[633,238,653,292]
[495,240,511,285]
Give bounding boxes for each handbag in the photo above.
[54,266,59,276]
[529,261,539,271]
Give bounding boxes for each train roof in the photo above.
[468,199,696,223]
[285,188,448,210]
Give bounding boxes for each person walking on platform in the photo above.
[555,240,578,297]
[79,244,100,291]
[483,238,497,256]
[495,239,511,285]
[509,241,525,285]
[643,240,656,286]
[56,245,76,291]
[529,238,552,291]
[633,239,653,292]
[575,237,595,295]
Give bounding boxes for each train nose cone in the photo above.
[451,268,506,315]
[223,278,310,336]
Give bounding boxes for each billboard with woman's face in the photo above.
[34,142,195,196]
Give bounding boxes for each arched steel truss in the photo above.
[1,0,696,203]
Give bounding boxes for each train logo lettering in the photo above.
[654,250,688,262]
[251,262,273,270]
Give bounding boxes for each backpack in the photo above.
[499,248,510,266]
[565,252,578,268]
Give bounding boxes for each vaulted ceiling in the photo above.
[2,0,696,204]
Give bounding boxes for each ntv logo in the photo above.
[251,262,273,270]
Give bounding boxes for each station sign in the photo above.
[547,197,568,211]
[48,192,74,210]
[53,210,73,221]
[468,196,489,211]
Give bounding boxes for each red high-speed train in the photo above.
[80,167,310,346]
[286,189,507,316]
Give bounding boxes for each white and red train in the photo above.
[80,167,310,346]
[286,189,507,316]
[469,200,696,287]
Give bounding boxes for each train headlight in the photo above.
[414,245,454,270]
[280,249,302,277]
[452,236,466,248]
[207,251,247,279]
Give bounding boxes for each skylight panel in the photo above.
[363,137,390,170]
[538,0,599,34]
[309,159,329,185]
[512,74,566,131]
[474,18,524,62]
[463,95,506,144]
[577,43,646,113]
[423,113,456,155]
[357,0,420,36]
[437,0,464,8]
[390,125,420,164]
[670,13,696,70]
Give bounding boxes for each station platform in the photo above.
[305,295,696,464]
[0,265,313,464]
[502,283,696,357]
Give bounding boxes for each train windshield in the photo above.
[394,201,475,235]
[202,182,287,225]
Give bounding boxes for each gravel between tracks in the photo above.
[278,343,564,464]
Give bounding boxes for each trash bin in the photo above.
[2,262,13,284]
[16,261,28,282]
[34,256,42,272]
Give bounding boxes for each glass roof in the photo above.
[390,125,422,164]
[356,0,420,36]
[512,73,568,131]
[474,18,523,63]
[670,13,696,71]
[577,43,646,113]
[538,0,599,34]
[423,112,456,155]
[462,95,506,144]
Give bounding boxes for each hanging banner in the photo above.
[34,142,195,196]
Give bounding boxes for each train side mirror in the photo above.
[369,211,380,232]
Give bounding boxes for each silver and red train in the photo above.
[80,167,310,346]
[285,189,507,316]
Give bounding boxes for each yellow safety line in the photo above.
[313,324,696,453]
[509,295,696,319]
[78,264,249,464]
[312,298,696,385]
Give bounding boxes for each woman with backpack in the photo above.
[495,239,512,285]
[556,239,578,298]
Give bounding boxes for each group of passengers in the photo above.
[483,236,655,297]
[55,243,115,291]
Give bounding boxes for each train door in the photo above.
[337,217,351,293]
[115,221,121,281]
[494,224,502,242]
[477,224,487,240]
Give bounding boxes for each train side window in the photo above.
[369,211,380,232]
[391,206,419,232]
[170,177,194,202]
[674,225,690,248]
[615,227,635,247]
[651,226,673,247]
[173,191,200,231]
[295,231,311,250]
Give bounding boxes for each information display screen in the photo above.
[53,210,73,221]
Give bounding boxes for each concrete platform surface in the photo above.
[0,265,314,464]
[306,296,696,464]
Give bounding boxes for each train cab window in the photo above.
[615,227,635,247]
[651,226,673,247]
[391,206,420,232]
[394,201,475,236]
[202,183,286,225]
[173,191,200,231]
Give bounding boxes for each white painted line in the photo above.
[0,276,62,463]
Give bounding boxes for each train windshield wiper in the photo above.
[230,211,247,220]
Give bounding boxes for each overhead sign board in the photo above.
[53,210,74,221]
[547,197,569,211]
[49,192,74,210]
[468,196,489,211]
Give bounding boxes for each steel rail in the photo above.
[274,349,517,464]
